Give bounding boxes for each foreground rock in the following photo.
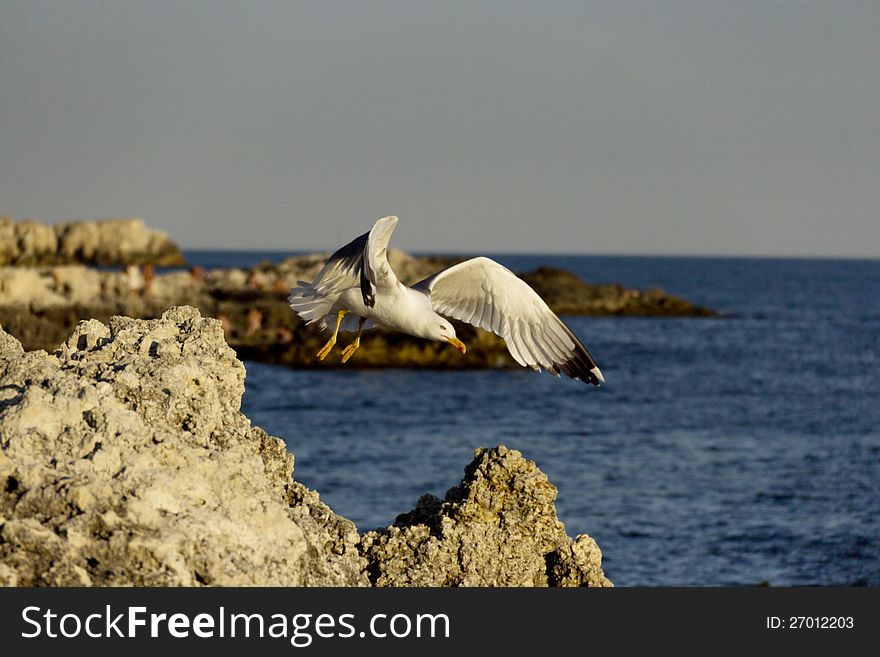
[362,445,611,587]
[0,217,183,266]
[0,307,365,585]
[0,307,611,586]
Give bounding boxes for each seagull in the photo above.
[289,216,604,386]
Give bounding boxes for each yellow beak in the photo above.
[446,337,467,354]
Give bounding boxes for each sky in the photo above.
[1,1,877,256]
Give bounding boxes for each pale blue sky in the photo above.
[1,1,877,256]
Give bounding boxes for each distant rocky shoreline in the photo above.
[0,216,183,267]
[0,219,715,369]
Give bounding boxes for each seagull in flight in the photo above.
[289,216,604,386]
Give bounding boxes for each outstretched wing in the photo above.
[414,257,604,386]
[309,215,399,307]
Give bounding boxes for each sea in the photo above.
[186,251,880,586]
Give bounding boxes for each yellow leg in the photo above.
[340,318,365,363]
[316,310,347,360]
[340,337,360,363]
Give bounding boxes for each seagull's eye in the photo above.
[440,325,446,332]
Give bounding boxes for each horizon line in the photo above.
[179,247,880,262]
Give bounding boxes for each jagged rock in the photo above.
[0,307,614,588]
[360,445,612,587]
[546,534,612,587]
[0,307,367,586]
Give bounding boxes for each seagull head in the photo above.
[436,318,466,354]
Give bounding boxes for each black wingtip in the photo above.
[557,331,604,387]
[359,266,376,308]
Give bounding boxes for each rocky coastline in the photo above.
[0,307,611,586]
[0,228,715,368]
[0,217,183,267]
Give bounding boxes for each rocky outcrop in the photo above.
[0,263,506,367]
[361,445,611,587]
[520,267,716,317]
[0,234,713,365]
[0,217,183,266]
[0,307,611,587]
[0,307,366,586]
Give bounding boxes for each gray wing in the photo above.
[309,216,399,307]
[414,257,604,386]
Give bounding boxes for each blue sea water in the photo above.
[187,251,880,586]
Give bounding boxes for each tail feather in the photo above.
[289,282,335,325]
[290,280,375,335]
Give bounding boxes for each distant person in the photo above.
[125,264,144,298]
[216,312,232,336]
[246,307,263,337]
[246,270,264,290]
[143,263,155,298]
[189,266,206,286]
[276,326,293,344]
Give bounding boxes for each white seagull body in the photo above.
[289,216,604,386]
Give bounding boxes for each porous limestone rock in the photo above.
[0,307,613,588]
[360,445,612,587]
[0,306,366,586]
